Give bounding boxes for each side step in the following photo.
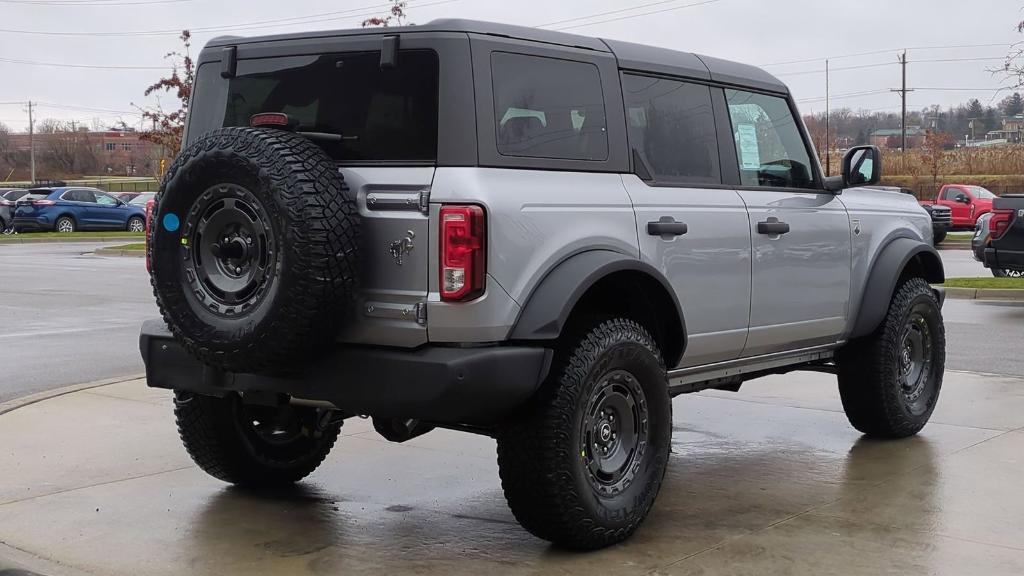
[667,344,839,396]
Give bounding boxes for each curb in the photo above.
[943,286,1024,301]
[95,247,145,258]
[0,236,143,245]
[0,373,145,417]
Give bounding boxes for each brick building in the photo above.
[6,129,165,176]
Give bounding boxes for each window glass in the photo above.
[967,186,996,199]
[65,190,95,203]
[725,90,816,189]
[942,187,962,200]
[623,74,720,184]
[96,193,118,206]
[491,52,607,161]
[223,50,439,162]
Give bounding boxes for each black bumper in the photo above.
[985,247,1024,272]
[140,319,552,426]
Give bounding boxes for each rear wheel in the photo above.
[174,391,342,487]
[55,216,75,233]
[837,277,945,438]
[497,319,671,549]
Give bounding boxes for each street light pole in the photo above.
[825,59,830,176]
[27,100,36,184]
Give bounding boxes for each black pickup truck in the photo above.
[881,187,952,244]
[978,195,1024,278]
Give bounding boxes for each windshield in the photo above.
[968,186,997,199]
[219,50,439,163]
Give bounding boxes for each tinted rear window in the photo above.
[491,52,608,161]
[221,50,439,163]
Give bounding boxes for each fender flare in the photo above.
[850,237,945,339]
[510,250,686,359]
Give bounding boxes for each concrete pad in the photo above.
[0,371,1022,575]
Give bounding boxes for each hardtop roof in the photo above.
[205,18,787,94]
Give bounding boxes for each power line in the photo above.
[0,0,454,36]
[0,57,164,70]
[0,0,193,5]
[547,0,723,31]
[539,0,709,27]
[760,43,1013,67]
[774,61,896,77]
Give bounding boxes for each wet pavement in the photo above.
[2,370,1023,575]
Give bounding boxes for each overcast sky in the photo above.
[1,0,1021,132]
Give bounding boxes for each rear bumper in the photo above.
[139,319,552,426]
[985,247,1024,272]
[11,216,53,231]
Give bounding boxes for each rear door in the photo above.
[621,74,751,368]
[188,34,470,347]
[722,88,852,356]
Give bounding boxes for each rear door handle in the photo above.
[757,218,790,235]
[647,217,688,238]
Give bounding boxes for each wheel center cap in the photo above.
[599,422,612,443]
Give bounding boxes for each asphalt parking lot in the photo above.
[1,371,1023,575]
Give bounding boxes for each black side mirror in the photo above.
[824,145,882,192]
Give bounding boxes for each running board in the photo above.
[667,344,839,395]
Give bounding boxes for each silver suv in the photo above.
[140,19,946,550]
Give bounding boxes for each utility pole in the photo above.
[26,100,35,184]
[890,51,915,152]
[825,59,830,176]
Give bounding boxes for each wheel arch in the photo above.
[849,237,944,339]
[54,212,78,229]
[510,250,686,367]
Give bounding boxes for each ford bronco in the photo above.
[140,20,946,549]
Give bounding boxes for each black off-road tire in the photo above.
[932,229,946,245]
[174,391,341,487]
[837,277,945,438]
[496,319,672,549]
[149,127,359,374]
[992,268,1024,278]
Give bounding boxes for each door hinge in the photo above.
[418,189,430,215]
[414,301,427,325]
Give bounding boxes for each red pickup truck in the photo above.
[920,185,998,230]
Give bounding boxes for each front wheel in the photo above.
[497,319,671,549]
[837,278,945,438]
[174,391,342,488]
[932,230,946,245]
[127,216,145,233]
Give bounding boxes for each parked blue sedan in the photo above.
[12,187,148,233]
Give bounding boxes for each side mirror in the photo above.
[824,145,882,192]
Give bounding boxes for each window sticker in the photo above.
[736,124,760,170]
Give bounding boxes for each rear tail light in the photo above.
[32,200,55,206]
[250,113,293,128]
[989,209,1014,240]
[440,205,485,302]
[144,199,156,272]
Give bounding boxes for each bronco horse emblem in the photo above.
[389,230,415,265]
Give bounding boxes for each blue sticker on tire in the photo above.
[163,213,180,233]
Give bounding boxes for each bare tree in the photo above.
[136,30,193,163]
[362,0,410,27]
[921,130,954,186]
[36,120,98,176]
[1002,17,1024,88]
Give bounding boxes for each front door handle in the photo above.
[647,217,688,239]
[757,218,790,235]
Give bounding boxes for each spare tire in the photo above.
[149,127,360,374]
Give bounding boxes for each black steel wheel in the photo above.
[150,127,360,374]
[838,277,945,438]
[175,391,342,488]
[497,318,671,549]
